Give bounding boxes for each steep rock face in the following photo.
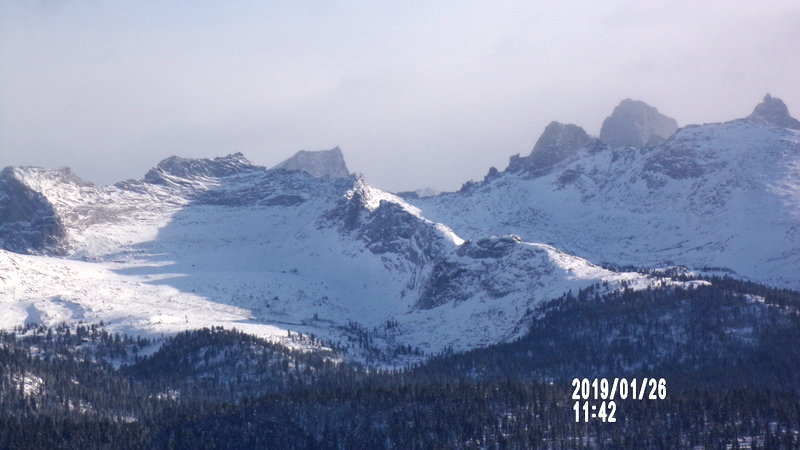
[321,175,460,285]
[748,94,800,129]
[0,168,66,254]
[273,147,350,178]
[507,122,604,175]
[417,240,592,310]
[599,99,678,148]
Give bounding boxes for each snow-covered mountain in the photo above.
[3,95,797,366]
[272,146,350,178]
[0,152,648,365]
[411,95,800,290]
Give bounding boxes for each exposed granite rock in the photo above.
[748,94,800,129]
[456,235,522,259]
[600,99,678,148]
[273,147,350,178]
[0,167,66,254]
[507,122,604,176]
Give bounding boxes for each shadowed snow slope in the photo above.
[0,153,648,366]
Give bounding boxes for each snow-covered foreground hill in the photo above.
[413,119,800,290]
[0,154,650,365]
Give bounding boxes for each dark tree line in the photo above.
[1,276,799,448]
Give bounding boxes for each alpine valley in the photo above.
[2,95,799,448]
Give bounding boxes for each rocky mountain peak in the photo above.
[272,146,350,179]
[533,122,592,154]
[599,99,678,148]
[507,122,598,175]
[747,94,800,129]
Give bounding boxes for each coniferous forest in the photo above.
[2,275,799,449]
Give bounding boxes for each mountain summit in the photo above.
[600,99,679,148]
[506,122,603,175]
[273,147,350,178]
[748,94,800,129]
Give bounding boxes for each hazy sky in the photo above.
[1,1,799,192]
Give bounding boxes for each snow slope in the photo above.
[413,119,800,290]
[0,154,649,365]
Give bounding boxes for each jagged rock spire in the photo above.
[507,122,603,175]
[748,94,800,129]
[600,99,678,148]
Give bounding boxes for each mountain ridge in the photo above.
[1,94,798,366]
[412,98,800,291]
[0,151,652,365]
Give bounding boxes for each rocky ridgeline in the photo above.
[502,98,680,178]
[413,94,800,291]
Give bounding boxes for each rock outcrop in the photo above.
[747,94,800,129]
[0,167,67,254]
[507,122,604,175]
[273,147,350,179]
[600,99,678,148]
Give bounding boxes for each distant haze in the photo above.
[1,1,798,192]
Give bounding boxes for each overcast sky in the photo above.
[1,1,798,192]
